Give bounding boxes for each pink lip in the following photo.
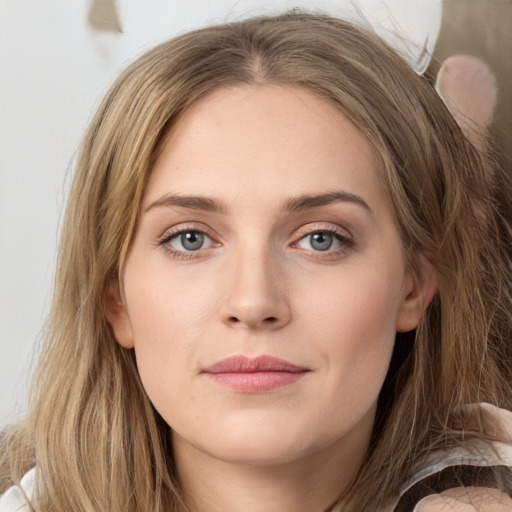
[202,355,310,392]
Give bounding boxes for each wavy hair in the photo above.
[1,12,511,511]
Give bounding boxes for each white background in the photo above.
[0,0,441,428]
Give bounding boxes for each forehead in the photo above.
[144,85,389,214]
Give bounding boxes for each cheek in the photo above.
[297,269,401,401]
[300,265,402,343]
[126,261,217,347]
[124,267,219,415]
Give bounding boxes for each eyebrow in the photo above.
[145,194,230,214]
[282,191,372,214]
[144,190,371,215]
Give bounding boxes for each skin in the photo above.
[415,487,512,511]
[106,85,436,512]
[435,55,497,153]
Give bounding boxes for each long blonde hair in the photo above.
[2,12,511,511]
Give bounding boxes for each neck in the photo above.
[172,423,372,512]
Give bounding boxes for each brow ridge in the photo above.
[144,190,371,215]
[282,191,372,213]
[144,194,229,214]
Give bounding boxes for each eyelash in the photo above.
[157,224,354,261]
[158,225,217,260]
[292,225,354,260]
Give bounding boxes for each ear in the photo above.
[104,279,135,348]
[396,259,438,333]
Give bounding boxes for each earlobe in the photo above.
[396,260,438,333]
[104,279,135,349]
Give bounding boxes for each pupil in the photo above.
[311,232,332,251]
[181,232,204,251]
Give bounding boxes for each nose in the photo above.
[220,247,291,331]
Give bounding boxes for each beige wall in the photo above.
[433,0,512,160]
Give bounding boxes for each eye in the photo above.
[294,227,354,256]
[297,232,339,251]
[161,229,214,253]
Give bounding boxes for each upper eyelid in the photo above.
[157,221,353,245]
[293,222,353,240]
[159,223,217,240]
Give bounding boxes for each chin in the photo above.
[206,437,314,466]
[178,412,343,467]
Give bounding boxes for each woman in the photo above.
[1,12,511,511]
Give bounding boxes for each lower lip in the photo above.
[205,371,308,392]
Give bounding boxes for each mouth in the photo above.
[202,355,310,393]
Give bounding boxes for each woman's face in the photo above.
[107,85,431,470]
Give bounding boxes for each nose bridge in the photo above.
[220,239,290,330]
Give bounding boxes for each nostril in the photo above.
[228,316,277,324]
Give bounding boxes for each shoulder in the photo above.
[0,468,35,512]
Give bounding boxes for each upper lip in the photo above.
[203,355,308,374]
